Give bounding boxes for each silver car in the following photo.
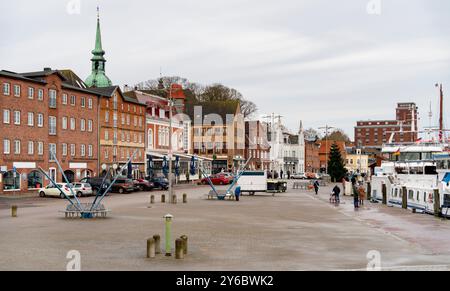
[72,183,93,197]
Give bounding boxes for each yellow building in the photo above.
[346,150,369,175]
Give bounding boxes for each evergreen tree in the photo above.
[327,142,348,182]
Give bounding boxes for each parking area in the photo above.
[1,182,450,271]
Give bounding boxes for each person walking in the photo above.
[235,185,241,202]
[332,184,341,203]
[352,178,359,209]
[287,170,291,180]
[313,180,320,195]
[280,170,284,180]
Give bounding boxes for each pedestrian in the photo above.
[352,178,359,209]
[280,170,284,180]
[313,180,320,195]
[186,171,190,184]
[358,184,366,206]
[331,184,341,203]
[235,185,241,202]
[287,170,291,180]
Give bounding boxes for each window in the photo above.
[14,85,21,97]
[49,89,57,108]
[3,109,10,124]
[88,120,93,132]
[127,114,130,125]
[105,111,109,122]
[37,142,43,155]
[3,139,10,154]
[81,97,86,108]
[88,145,93,157]
[28,141,34,155]
[159,109,165,119]
[27,112,34,126]
[62,143,67,156]
[121,114,125,125]
[37,89,44,101]
[14,140,21,154]
[70,95,76,106]
[70,144,75,157]
[3,83,10,95]
[105,149,109,159]
[28,87,34,99]
[88,98,93,109]
[70,118,75,130]
[49,116,57,135]
[62,117,67,130]
[113,94,117,110]
[49,143,56,160]
[80,144,86,157]
[105,130,109,141]
[106,100,109,108]
[134,116,137,127]
[80,119,86,131]
[37,114,43,127]
[13,111,20,125]
[139,117,142,127]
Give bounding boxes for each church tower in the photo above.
[85,7,113,88]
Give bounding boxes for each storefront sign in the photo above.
[69,163,87,169]
[13,162,36,169]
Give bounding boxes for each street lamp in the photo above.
[318,125,335,174]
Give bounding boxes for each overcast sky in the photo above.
[1,0,450,139]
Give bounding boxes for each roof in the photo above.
[20,69,68,81]
[90,86,146,106]
[185,100,241,121]
[0,70,47,84]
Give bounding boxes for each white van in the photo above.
[236,171,267,195]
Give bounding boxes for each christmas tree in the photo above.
[327,142,348,182]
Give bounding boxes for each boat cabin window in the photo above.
[424,192,427,203]
[424,166,437,175]
[410,167,424,175]
[416,191,420,201]
[408,190,414,200]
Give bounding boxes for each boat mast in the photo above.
[439,84,444,143]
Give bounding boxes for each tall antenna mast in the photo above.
[436,84,444,142]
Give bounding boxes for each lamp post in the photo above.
[168,85,174,203]
[318,125,334,174]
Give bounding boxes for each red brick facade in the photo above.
[0,70,100,195]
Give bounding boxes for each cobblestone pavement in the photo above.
[0,182,449,271]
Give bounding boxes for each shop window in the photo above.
[28,170,43,189]
[3,171,20,190]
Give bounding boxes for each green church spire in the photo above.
[85,7,112,88]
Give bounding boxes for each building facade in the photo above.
[304,138,321,173]
[318,140,347,173]
[245,120,271,171]
[355,102,418,147]
[0,69,101,195]
[345,149,370,176]
[267,116,305,176]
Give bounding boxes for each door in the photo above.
[63,170,75,183]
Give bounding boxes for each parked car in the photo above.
[291,173,307,179]
[150,176,169,190]
[220,172,235,183]
[111,178,135,194]
[201,174,231,185]
[133,179,154,191]
[72,183,93,197]
[79,177,110,195]
[39,183,74,198]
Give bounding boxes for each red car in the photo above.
[201,174,231,185]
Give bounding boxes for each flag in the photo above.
[415,137,423,144]
[393,148,401,156]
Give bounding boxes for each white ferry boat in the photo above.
[371,142,450,217]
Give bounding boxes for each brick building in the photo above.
[0,69,101,195]
[355,102,418,147]
[318,140,347,173]
[245,120,271,171]
[304,138,321,173]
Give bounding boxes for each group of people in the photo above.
[313,177,366,209]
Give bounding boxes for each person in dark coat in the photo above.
[280,170,284,179]
[287,170,291,180]
[313,180,320,195]
[331,184,341,203]
[352,177,359,209]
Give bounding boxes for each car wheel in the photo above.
[139,186,144,191]
[119,188,124,194]
[202,180,207,185]
[77,191,83,197]
[39,191,45,198]
[60,193,65,199]
[93,188,98,196]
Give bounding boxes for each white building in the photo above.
[266,114,305,177]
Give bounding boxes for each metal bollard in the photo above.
[153,234,161,254]
[147,238,156,258]
[180,235,188,255]
[164,214,173,256]
[161,194,166,203]
[175,238,184,259]
[183,193,187,204]
[150,195,155,204]
[11,205,17,218]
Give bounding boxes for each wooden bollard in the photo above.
[153,234,161,254]
[11,205,17,217]
[147,238,156,258]
[180,235,188,255]
[161,194,166,203]
[402,186,408,210]
[183,193,187,204]
[175,238,184,259]
[382,184,387,205]
[150,195,155,204]
[434,189,441,217]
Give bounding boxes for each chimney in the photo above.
[123,84,131,92]
[43,67,52,71]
